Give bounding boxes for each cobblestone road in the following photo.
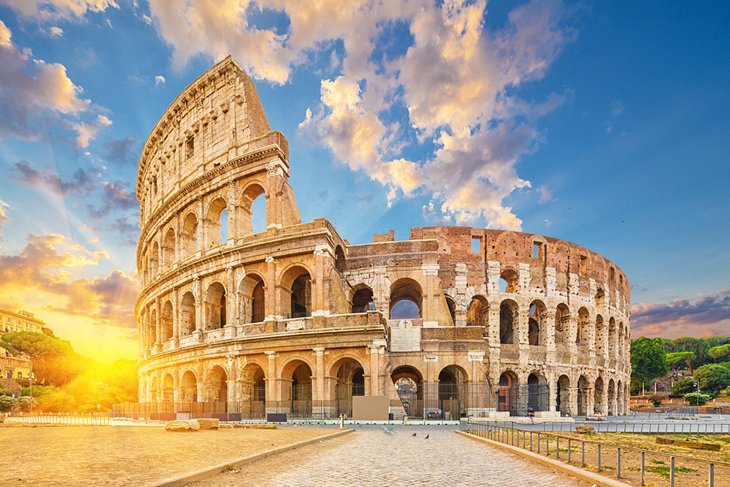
[195,427,588,486]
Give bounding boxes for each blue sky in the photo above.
[0,0,728,361]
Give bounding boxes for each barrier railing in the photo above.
[5,413,110,425]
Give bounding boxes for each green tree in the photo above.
[631,337,668,392]
[0,331,86,386]
[694,364,730,396]
[671,378,695,397]
[708,344,730,361]
[666,351,695,373]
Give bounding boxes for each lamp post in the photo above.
[693,381,700,408]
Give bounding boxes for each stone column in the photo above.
[548,374,557,413]
[193,276,203,341]
[313,347,325,403]
[312,246,327,315]
[454,263,468,326]
[226,379,236,404]
[545,309,556,361]
[265,256,278,321]
[266,161,284,228]
[265,351,277,412]
[224,266,235,335]
[154,299,161,350]
[198,197,206,254]
[227,180,237,241]
[172,288,180,347]
[421,263,439,326]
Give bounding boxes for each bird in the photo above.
[382,426,394,435]
[412,432,417,436]
[425,434,430,439]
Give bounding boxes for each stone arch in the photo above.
[556,375,571,416]
[499,299,518,344]
[595,288,606,308]
[180,292,196,336]
[350,284,373,313]
[607,378,616,415]
[498,370,519,414]
[149,240,159,277]
[608,317,617,359]
[205,281,227,328]
[239,181,267,235]
[595,314,605,356]
[499,268,519,293]
[238,272,267,323]
[334,245,345,273]
[576,307,590,347]
[162,227,175,270]
[161,300,173,341]
[205,365,228,403]
[389,278,423,319]
[162,373,174,402]
[391,365,424,418]
[554,303,570,345]
[330,356,366,417]
[617,380,624,415]
[577,375,589,416]
[528,300,547,346]
[444,294,457,326]
[205,196,228,246]
[527,372,548,412]
[180,370,198,402]
[438,364,468,419]
[181,212,198,258]
[149,308,158,350]
[594,376,605,415]
[240,362,266,418]
[281,358,313,418]
[617,322,625,362]
[466,295,488,327]
[279,264,313,318]
[150,376,158,402]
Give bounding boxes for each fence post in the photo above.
[598,443,602,471]
[530,431,533,451]
[641,451,645,486]
[556,436,560,459]
[617,447,621,479]
[670,456,675,487]
[568,438,572,463]
[708,463,714,487]
[581,441,585,467]
[538,433,541,454]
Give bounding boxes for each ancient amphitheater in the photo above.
[135,56,631,421]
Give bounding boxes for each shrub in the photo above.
[684,392,711,406]
[0,395,15,413]
[671,378,695,397]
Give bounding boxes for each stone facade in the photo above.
[135,56,631,419]
[0,308,44,334]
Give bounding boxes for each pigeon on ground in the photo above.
[412,432,417,436]
[425,434,430,439]
[382,426,394,435]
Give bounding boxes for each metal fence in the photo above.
[5,413,110,425]
[462,421,729,487]
[485,420,730,435]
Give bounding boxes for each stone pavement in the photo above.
[194,427,588,486]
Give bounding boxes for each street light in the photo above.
[693,381,700,408]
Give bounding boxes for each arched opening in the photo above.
[206,197,228,246]
[332,358,365,417]
[162,228,175,271]
[180,292,195,336]
[445,295,457,325]
[608,318,617,359]
[283,361,312,418]
[149,309,157,351]
[389,278,423,319]
[162,374,174,403]
[499,300,518,344]
[595,315,605,356]
[499,269,519,293]
[498,371,519,414]
[577,375,589,416]
[555,304,569,345]
[334,246,345,273]
[576,307,590,347]
[205,282,226,329]
[241,364,266,419]
[617,380,624,415]
[161,300,173,342]
[466,296,488,327]
[181,371,198,402]
[181,212,198,258]
[438,365,467,419]
[556,375,571,416]
[595,288,605,308]
[280,266,312,318]
[617,323,624,361]
[607,379,616,415]
[527,373,548,412]
[351,285,373,313]
[150,377,158,403]
[149,241,159,277]
[206,365,228,412]
[391,366,423,418]
[241,183,267,235]
[238,274,266,323]
[594,376,604,415]
[528,300,546,346]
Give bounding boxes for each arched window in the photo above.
[528,300,546,346]
[280,266,312,318]
[389,278,422,319]
[180,292,196,336]
[445,295,456,325]
[162,228,175,270]
[499,269,519,293]
[206,197,227,246]
[205,282,226,328]
[161,300,173,341]
[499,300,518,344]
[241,183,267,235]
[181,213,198,258]
[466,296,488,327]
[351,286,373,313]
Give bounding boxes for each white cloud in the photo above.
[0,19,11,47]
[154,75,165,86]
[0,0,119,21]
[49,26,63,37]
[0,199,9,246]
[71,114,112,148]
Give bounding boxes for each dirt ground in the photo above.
[0,424,333,486]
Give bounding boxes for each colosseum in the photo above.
[135,56,631,421]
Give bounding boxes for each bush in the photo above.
[684,392,711,406]
[0,395,15,413]
[671,378,695,397]
[652,400,662,407]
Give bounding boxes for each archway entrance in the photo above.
[556,375,571,416]
[283,361,312,418]
[594,377,605,415]
[241,364,266,419]
[577,375,589,416]
[391,366,423,418]
[498,371,519,415]
[332,358,365,417]
[527,373,548,412]
[206,366,228,416]
[607,379,616,415]
[438,365,467,419]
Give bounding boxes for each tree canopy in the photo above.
[630,337,668,392]
[694,364,730,395]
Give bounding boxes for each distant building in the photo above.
[0,308,44,334]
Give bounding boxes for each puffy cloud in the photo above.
[86,180,136,220]
[104,135,138,165]
[154,75,165,85]
[631,290,730,338]
[10,160,97,195]
[0,233,137,329]
[147,0,571,229]
[0,199,9,245]
[0,21,110,145]
[0,0,119,21]
[49,26,63,37]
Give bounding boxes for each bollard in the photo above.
[511,428,514,446]
[617,447,621,479]
[568,438,572,463]
[708,463,714,487]
[538,433,541,454]
[523,430,526,449]
[556,437,560,459]
[530,431,533,451]
[670,456,675,487]
[598,443,602,471]
[581,441,585,467]
[641,451,645,486]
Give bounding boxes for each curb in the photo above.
[149,428,354,486]
[455,430,632,487]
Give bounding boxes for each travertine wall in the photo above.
[135,57,631,418]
